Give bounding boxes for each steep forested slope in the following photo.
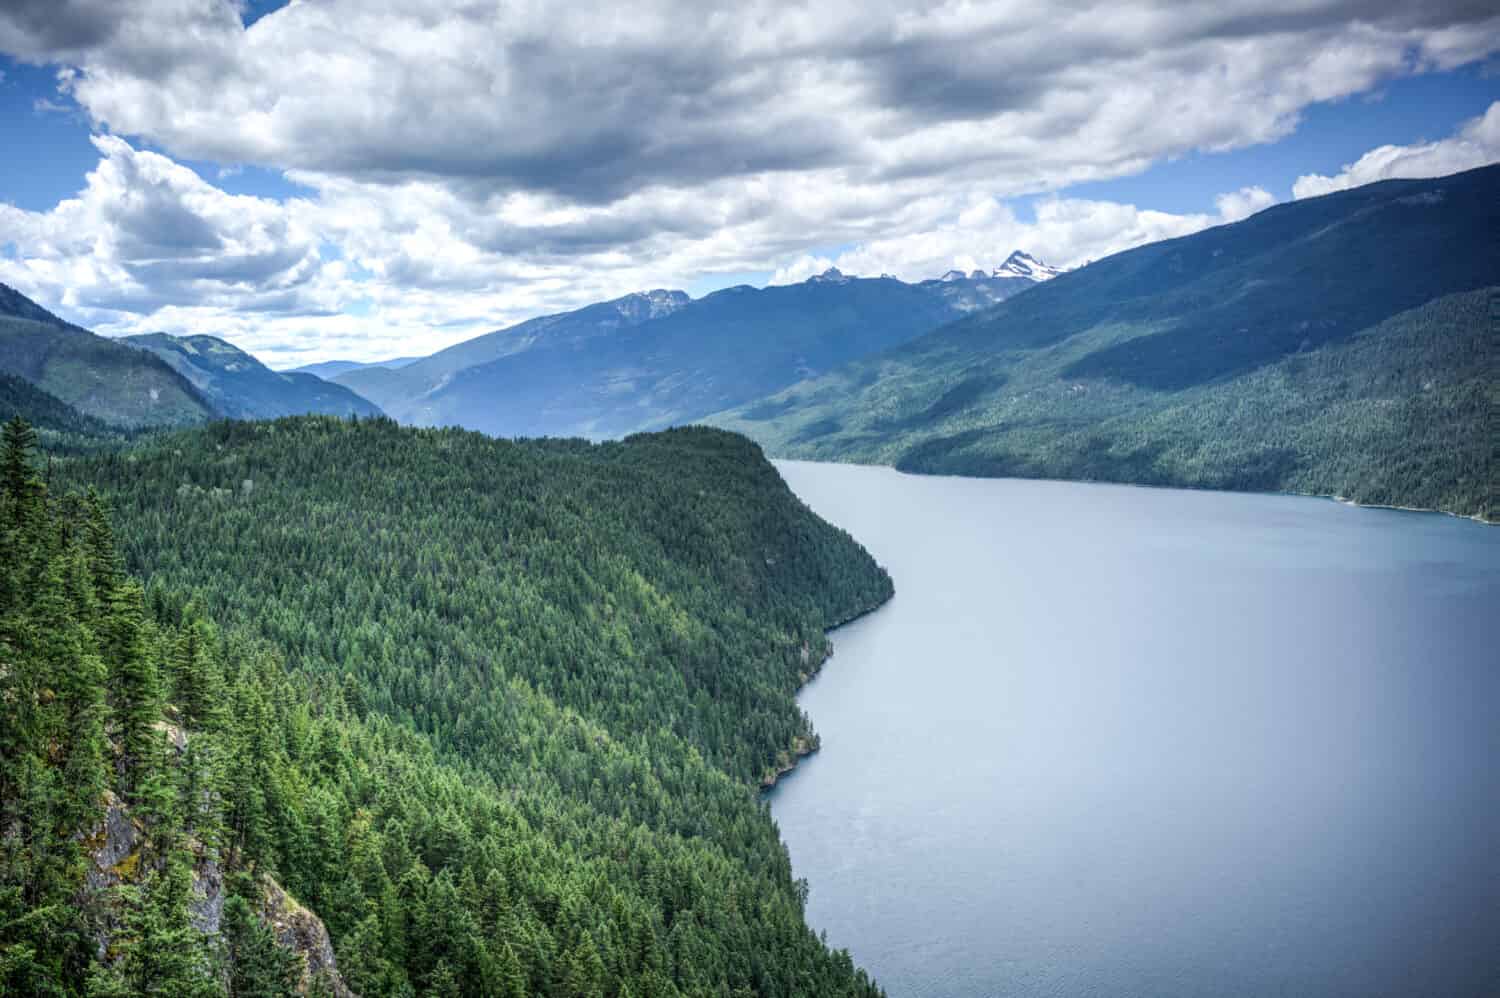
[15,416,892,996]
[125,333,384,419]
[713,165,1499,519]
[0,285,214,428]
[0,369,116,440]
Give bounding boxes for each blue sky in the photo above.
[0,1,1497,366]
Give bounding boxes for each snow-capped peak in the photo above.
[939,269,969,282]
[808,267,851,284]
[992,251,1061,282]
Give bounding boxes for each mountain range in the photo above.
[0,287,386,427]
[711,164,1500,520]
[331,258,1047,438]
[4,166,1493,519]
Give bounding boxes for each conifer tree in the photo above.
[222,889,300,998]
[170,612,223,732]
[1,416,39,527]
[81,490,123,608]
[101,580,162,795]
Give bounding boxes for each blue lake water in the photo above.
[770,462,1500,997]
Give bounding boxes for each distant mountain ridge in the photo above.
[125,333,384,420]
[711,165,1500,520]
[289,357,422,379]
[335,259,1053,437]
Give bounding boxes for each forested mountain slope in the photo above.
[0,285,215,427]
[17,415,893,996]
[125,332,384,419]
[1,419,350,995]
[0,369,116,440]
[713,165,1499,520]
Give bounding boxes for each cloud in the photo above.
[2,3,1499,365]
[1214,186,1277,222]
[4,1,1497,204]
[1292,100,1500,197]
[0,0,134,62]
[775,184,1288,283]
[768,255,841,286]
[0,134,330,321]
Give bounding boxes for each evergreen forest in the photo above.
[1,414,893,997]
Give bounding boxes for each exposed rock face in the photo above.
[260,877,355,997]
[83,790,141,894]
[81,790,142,959]
[151,719,189,752]
[81,790,354,996]
[192,855,225,936]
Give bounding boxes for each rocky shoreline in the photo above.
[759,596,893,792]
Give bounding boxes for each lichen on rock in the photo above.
[259,876,355,997]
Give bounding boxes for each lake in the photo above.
[770,461,1500,998]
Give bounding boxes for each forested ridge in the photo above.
[713,166,1499,520]
[2,414,894,996]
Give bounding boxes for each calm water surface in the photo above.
[770,462,1499,998]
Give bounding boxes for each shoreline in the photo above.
[759,594,893,792]
[1321,493,1492,524]
[774,457,1495,525]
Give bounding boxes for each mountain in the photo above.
[711,164,1500,520]
[917,254,1055,313]
[992,249,1062,281]
[0,369,116,440]
[288,356,422,379]
[125,333,384,419]
[10,415,892,995]
[332,288,693,417]
[0,283,215,427]
[338,264,1048,438]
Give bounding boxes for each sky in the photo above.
[0,1,1497,368]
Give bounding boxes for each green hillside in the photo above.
[126,332,384,419]
[0,285,215,427]
[13,416,892,995]
[713,165,1500,520]
[0,369,116,439]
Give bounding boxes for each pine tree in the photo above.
[495,941,528,998]
[171,613,223,732]
[81,489,123,608]
[33,554,108,835]
[222,889,300,998]
[101,580,163,795]
[1,416,39,528]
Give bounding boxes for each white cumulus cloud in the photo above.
[1292,100,1500,198]
[1,3,1498,364]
